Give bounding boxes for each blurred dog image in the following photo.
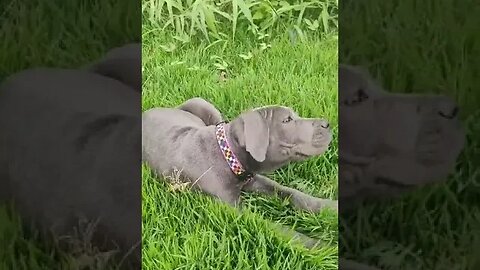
[339,64,465,210]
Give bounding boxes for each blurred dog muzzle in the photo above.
[312,121,331,148]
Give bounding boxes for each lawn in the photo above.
[141,2,339,269]
[339,0,480,269]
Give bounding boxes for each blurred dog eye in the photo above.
[357,88,369,100]
[343,88,369,106]
[282,116,293,123]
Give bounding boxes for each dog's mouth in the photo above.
[312,129,332,148]
[295,152,310,158]
[374,176,415,189]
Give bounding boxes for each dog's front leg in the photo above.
[242,175,331,249]
[243,174,337,213]
[195,175,242,208]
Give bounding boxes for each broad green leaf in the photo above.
[260,16,276,32]
[165,0,174,22]
[276,4,297,15]
[213,8,233,21]
[170,60,185,65]
[187,65,200,71]
[213,62,228,70]
[173,34,190,43]
[259,43,271,51]
[321,6,330,33]
[257,33,269,40]
[161,18,174,31]
[210,55,222,61]
[253,10,264,20]
[204,39,225,52]
[238,52,253,60]
[279,1,289,8]
[293,25,305,43]
[159,43,177,52]
[231,0,239,40]
[155,0,166,22]
[202,4,218,36]
[190,0,210,41]
[235,0,255,28]
[296,4,307,26]
[174,17,182,35]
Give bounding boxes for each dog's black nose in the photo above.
[319,120,329,129]
[438,105,459,119]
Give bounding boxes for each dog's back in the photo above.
[141,97,223,169]
[142,107,213,172]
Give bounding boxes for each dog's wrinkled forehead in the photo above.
[339,64,384,97]
[339,65,366,90]
[252,105,297,120]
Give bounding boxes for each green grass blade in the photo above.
[235,0,255,29]
[202,3,219,37]
[321,4,329,33]
[231,0,239,40]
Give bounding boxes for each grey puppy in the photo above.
[142,98,338,213]
[0,46,142,268]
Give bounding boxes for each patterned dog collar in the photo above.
[215,121,255,183]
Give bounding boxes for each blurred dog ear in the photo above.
[86,43,141,92]
[89,58,141,92]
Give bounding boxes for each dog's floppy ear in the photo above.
[84,43,141,92]
[240,110,269,162]
[89,58,141,92]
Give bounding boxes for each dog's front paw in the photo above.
[292,194,338,213]
[274,224,323,249]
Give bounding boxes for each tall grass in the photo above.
[143,0,337,48]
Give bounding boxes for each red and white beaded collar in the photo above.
[215,121,255,183]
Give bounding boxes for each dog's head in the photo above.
[339,64,465,204]
[230,106,332,173]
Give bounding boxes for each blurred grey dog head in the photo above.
[230,106,332,173]
[339,64,465,202]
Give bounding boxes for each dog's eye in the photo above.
[282,116,293,123]
[343,88,369,106]
[357,88,369,100]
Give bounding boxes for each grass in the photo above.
[0,0,139,269]
[142,0,338,45]
[339,0,480,269]
[142,19,339,270]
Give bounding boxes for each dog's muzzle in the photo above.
[312,120,331,148]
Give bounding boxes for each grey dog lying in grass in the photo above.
[142,98,338,246]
